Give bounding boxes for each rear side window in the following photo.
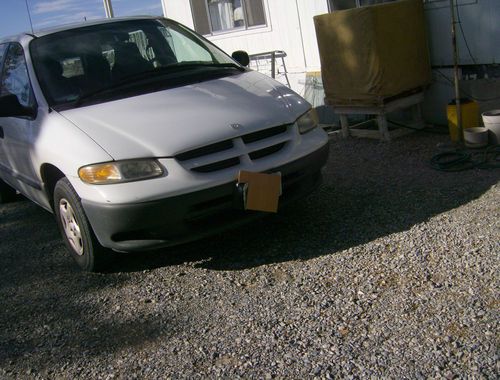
[0,43,34,108]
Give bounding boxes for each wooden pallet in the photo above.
[328,92,425,141]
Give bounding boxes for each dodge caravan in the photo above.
[0,17,329,271]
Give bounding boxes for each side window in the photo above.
[0,43,34,108]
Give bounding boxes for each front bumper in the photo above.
[82,142,329,252]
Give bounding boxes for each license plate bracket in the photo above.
[235,171,282,213]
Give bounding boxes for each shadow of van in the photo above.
[107,133,499,273]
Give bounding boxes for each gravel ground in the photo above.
[0,133,499,379]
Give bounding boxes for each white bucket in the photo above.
[464,127,489,148]
[482,110,500,145]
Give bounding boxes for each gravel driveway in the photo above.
[0,133,498,379]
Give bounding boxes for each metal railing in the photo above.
[248,50,291,87]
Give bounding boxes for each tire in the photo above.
[53,177,111,271]
[0,179,18,203]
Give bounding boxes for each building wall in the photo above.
[423,0,500,124]
[162,0,500,125]
[424,0,500,65]
[162,0,329,94]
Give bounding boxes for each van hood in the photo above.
[60,71,310,160]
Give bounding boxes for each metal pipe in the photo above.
[271,51,276,79]
[450,0,462,143]
[103,0,114,18]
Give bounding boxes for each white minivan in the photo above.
[0,17,329,271]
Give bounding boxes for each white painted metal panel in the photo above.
[295,0,328,70]
[162,0,195,28]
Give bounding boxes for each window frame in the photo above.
[190,0,268,37]
[327,0,403,11]
[423,0,477,10]
[327,0,359,11]
[327,0,478,12]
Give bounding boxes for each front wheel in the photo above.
[53,177,111,271]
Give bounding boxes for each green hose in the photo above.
[430,146,500,172]
[385,119,499,172]
[387,119,449,135]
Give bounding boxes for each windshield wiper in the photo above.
[166,62,245,71]
[72,80,139,107]
[70,63,245,108]
[113,62,244,83]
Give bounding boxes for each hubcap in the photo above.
[59,198,84,256]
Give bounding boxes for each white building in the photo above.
[163,0,327,95]
[159,0,500,125]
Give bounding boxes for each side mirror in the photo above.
[0,94,36,118]
[232,50,250,67]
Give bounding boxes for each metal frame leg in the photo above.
[412,103,424,129]
[377,115,391,141]
[340,114,350,138]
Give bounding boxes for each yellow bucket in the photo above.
[447,99,479,142]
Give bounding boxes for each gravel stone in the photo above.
[0,133,498,379]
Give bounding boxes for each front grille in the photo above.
[242,124,288,144]
[175,124,292,173]
[191,157,240,173]
[248,142,286,160]
[176,140,234,161]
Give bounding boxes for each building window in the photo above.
[191,0,266,36]
[328,0,397,11]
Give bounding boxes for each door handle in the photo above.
[0,126,4,139]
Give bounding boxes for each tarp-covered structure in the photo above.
[314,0,431,107]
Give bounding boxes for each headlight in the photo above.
[296,108,319,134]
[79,159,164,184]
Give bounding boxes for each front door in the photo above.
[0,42,41,199]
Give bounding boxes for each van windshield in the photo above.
[30,19,241,109]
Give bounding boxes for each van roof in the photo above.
[0,16,162,44]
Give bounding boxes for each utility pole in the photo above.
[161,0,168,17]
[24,0,34,33]
[450,0,462,143]
[103,0,114,18]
